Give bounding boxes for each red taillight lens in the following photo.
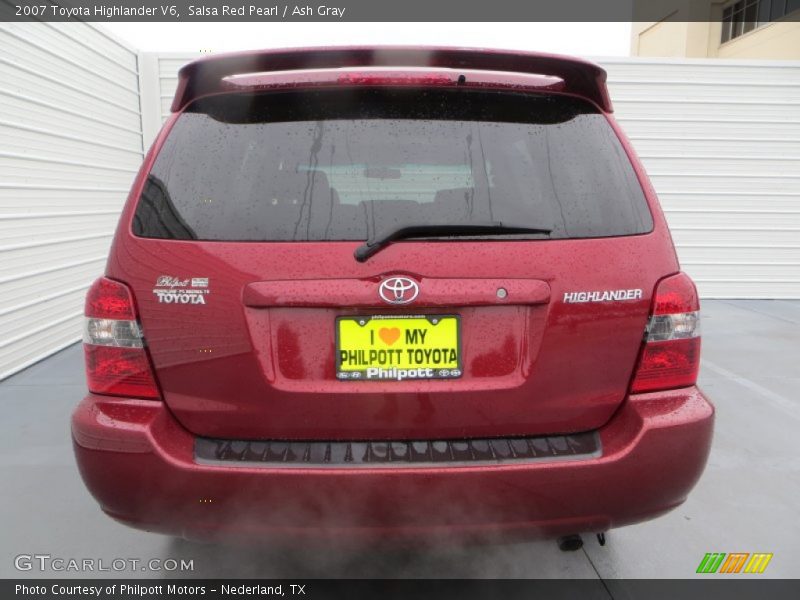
[85,277,136,319]
[631,272,701,394]
[651,271,700,315]
[631,338,701,393]
[84,345,160,398]
[83,277,160,399]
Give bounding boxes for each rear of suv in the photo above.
[72,47,714,542]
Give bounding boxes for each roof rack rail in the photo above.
[171,46,612,113]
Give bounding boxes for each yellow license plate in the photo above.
[336,315,461,381]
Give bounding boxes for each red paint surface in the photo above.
[72,388,713,541]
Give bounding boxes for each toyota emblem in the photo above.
[379,277,419,305]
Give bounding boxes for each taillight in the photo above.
[630,272,701,394]
[83,277,160,399]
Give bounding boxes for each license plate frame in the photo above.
[335,314,462,381]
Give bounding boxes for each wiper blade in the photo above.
[354,221,552,262]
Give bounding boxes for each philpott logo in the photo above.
[153,275,210,305]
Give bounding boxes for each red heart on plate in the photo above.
[379,327,401,346]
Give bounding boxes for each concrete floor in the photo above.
[1,300,798,580]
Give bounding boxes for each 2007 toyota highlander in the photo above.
[72,47,714,546]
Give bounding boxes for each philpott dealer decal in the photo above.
[152,276,209,304]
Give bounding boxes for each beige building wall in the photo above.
[716,20,800,58]
[631,1,800,59]
[633,20,692,57]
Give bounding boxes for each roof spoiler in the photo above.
[171,46,612,113]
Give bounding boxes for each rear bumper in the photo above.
[71,388,713,541]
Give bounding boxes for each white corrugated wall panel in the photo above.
[155,54,195,123]
[0,21,142,380]
[603,58,800,299]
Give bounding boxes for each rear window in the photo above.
[133,88,652,241]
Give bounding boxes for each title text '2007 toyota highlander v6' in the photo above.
[72,47,714,547]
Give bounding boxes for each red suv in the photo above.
[72,47,714,545]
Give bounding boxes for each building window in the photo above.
[721,0,800,43]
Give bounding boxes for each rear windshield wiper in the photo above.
[354,222,552,262]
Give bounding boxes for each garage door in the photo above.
[0,23,143,379]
